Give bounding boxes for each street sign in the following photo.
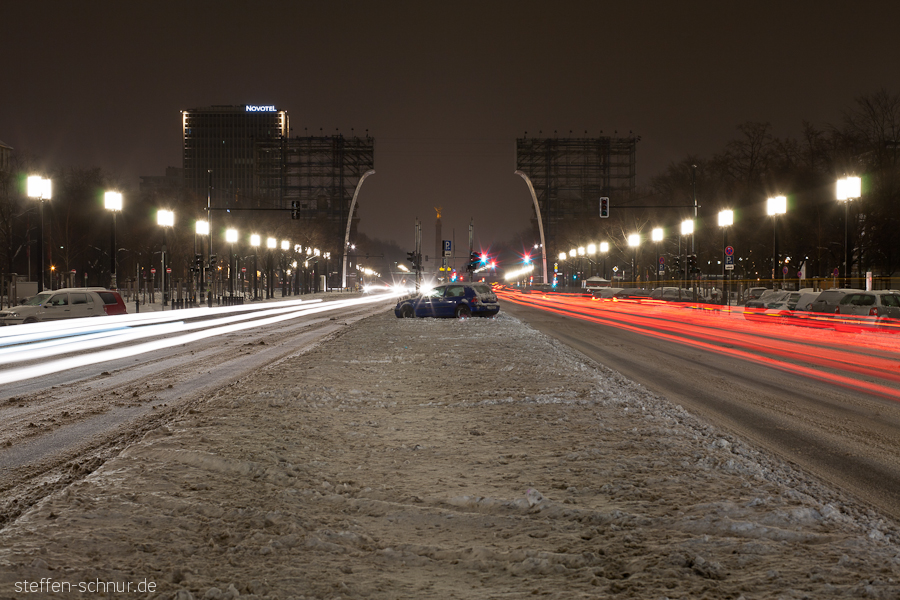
[443,240,451,257]
[166,268,172,274]
[241,267,246,273]
[725,255,734,270]
[151,268,156,274]
[725,246,734,256]
[783,266,789,275]
[659,256,665,264]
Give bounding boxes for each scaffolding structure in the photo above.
[255,135,375,249]
[516,136,637,260]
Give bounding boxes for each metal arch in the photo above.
[515,170,548,284]
[341,169,375,289]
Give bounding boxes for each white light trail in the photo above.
[0,294,400,384]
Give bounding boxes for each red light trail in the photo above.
[497,290,900,402]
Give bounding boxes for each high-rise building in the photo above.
[181,104,288,207]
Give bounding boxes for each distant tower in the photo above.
[434,206,443,268]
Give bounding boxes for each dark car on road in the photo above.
[395,283,500,319]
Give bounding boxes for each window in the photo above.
[70,293,88,305]
[50,294,68,306]
[446,286,465,298]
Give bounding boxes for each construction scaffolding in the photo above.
[255,134,374,246]
[516,136,637,259]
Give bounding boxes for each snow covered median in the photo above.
[0,312,898,599]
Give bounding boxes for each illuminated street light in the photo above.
[104,191,123,289]
[651,228,663,286]
[681,219,693,289]
[250,234,261,300]
[718,210,734,307]
[157,210,174,307]
[27,176,52,292]
[767,196,787,286]
[196,220,210,305]
[226,228,238,297]
[836,176,861,287]
[628,234,640,284]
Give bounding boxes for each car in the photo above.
[835,290,900,331]
[743,287,769,303]
[394,283,500,319]
[808,288,864,314]
[0,287,127,325]
[592,287,624,299]
[648,287,695,302]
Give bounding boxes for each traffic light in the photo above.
[689,254,698,273]
[209,254,218,267]
[599,197,610,218]
[194,253,203,269]
[466,251,480,272]
[673,256,681,272]
[291,200,300,220]
[407,251,417,268]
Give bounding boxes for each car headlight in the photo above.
[1,312,17,318]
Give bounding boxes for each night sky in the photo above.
[3,1,898,251]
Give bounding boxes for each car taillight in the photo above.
[835,307,840,314]
[869,307,878,317]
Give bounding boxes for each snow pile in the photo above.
[0,311,897,599]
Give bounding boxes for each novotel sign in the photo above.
[245,105,277,112]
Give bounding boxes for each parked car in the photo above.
[835,290,900,331]
[808,288,864,314]
[612,288,651,300]
[394,283,499,319]
[648,287,696,302]
[0,288,127,325]
[591,287,624,299]
[743,287,769,303]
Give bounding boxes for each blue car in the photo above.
[394,283,500,319]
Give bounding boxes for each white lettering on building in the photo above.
[245,105,277,112]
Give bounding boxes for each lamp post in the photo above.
[836,177,861,288]
[250,234,260,300]
[266,237,276,298]
[598,242,609,281]
[196,220,209,305]
[226,228,238,297]
[27,176,52,293]
[157,209,174,308]
[681,219,693,290]
[628,233,640,285]
[718,210,733,306]
[104,191,122,290]
[651,228,663,287]
[281,240,290,296]
[767,196,787,288]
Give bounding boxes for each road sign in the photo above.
[151,268,156,274]
[725,255,734,270]
[241,267,246,273]
[725,246,734,256]
[443,240,451,257]
[659,256,665,264]
[783,266,789,275]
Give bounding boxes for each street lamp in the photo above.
[27,176,52,292]
[250,234,260,300]
[681,219,693,289]
[628,233,640,285]
[226,228,238,297]
[104,191,122,290]
[836,177,861,287]
[718,210,734,306]
[157,209,174,307]
[767,196,787,288]
[281,240,290,296]
[266,237,277,298]
[651,228,663,287]
[196,220,209,305]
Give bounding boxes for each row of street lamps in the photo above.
[553,176,862,290]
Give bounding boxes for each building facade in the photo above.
[182,105,288,208]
